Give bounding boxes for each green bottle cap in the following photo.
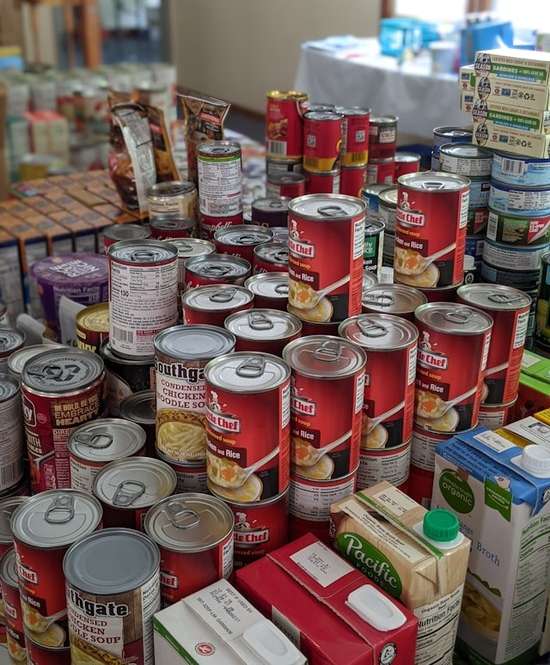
[423,508,459,542]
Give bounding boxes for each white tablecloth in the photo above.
[294,39,471,143]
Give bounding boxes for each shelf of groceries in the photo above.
[0,46,549,665]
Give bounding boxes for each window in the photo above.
[492,0,550,31]
[394,0,468,23]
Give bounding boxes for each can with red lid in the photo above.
[305,168,340,194]
[395,152,422,179]
[21,348,105,492]
[337,106,370,166]
[303,111,343,173]
[266,90,308,160]
[288,194,366,323]
[251,197,289,228]
[245,273,288,310]
[478,399,516,429]
[166,237,215,297]
[266,173,306,199]
[253,241,289,274]
[415,302,493,434]
[182,284,254,326]
[366,157,395,185]
[457,284,530,405]
[368,115,398,159]
[224,309,302,356]
[0,549,27,663]
[102,223,151,253]
[184,253,251,289]
[362,283,427,320]
[394,171,470,289]
[150,216,195,239]
[408,427,451,507]
[214,224,273,263]
[340,165,367,197]
[284,336,366,480]
[144,493,233,604]
[205,352,290,502]
[228,490,288,569]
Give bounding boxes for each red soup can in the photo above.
[224,309,302,356]
[418,284,459,303]
[266,90,308,160]
[478,399,516,430]
[368,115,398,159]
[11,490,102,641]
[214,224,273,263]
[366,157,395,185]
[284,336,366,480]
[303,111,343,173]
[144,493,234,604]
[205,352,290,503]
[0,549,27,663]
[339,313,418,490]
[251,196,290,228]
[362,283,427,320]
[266,173,306,199]
[229,490,288,570]
[184,254,251,289]
[26,629,73,664]
[337,106,370,167]
[305,168,340,194]
[409,427,452,507]
[340,165,367,197]
[167,237,215,297]
[182,284,254,326]
[0,498,26,649]
[21,348,105,493]
[457,284,531,405]
[288,194,366,323]
[150,216,195,239]
[395,152,422,179]
[415,302,493,433]
[102,223,150,254]
[394,171,470,289]
[254,241,289,274]
[245,272,289,310]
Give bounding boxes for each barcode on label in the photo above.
[500,158,525,176]
[268,140,287,156]
[112,326,134,343]
[1,462,21,489]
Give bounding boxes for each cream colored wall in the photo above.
[167,0,380,113]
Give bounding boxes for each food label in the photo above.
[198,154,243,217]
[357,442,411,489]
[478,407,509,429]
[174,465,208,493]
[266,97,305,159]
[490,184,550,216]
[232,498,288,568]
[440,153,491,177]
[289,475,355,522]
[2,580,27,662]
[486,210,550,246]
[290,540,354,587]
[411,430,442,471]
[0,393,24,493]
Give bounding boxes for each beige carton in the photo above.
[475,76,550,111]
[330,481,470,665]
[473,120,550,157]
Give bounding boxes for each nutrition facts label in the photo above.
[0,394,23,492]
[198,155,242,217]
[414,585,464,665]
[411,431,440,471]
[289,476,355,522]
[358,444,411,489]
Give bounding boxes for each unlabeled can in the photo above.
[368,115,398,159]
[214,224,272,263]
[119,390,156,456]
[154,325,236,464]
[245,272,288,310]
[366,157,395,185]
[144,493,233,604]
[182,284,254,326]
[378,185,398,234]
[93,457,177,529]
[458,284,531,405]
[198,141,243,224]
[108,240,178,359]
[414,302,493,433]
[362,183,390,220]
[288,194,366,322]
[75,302,109,354]
[150,216,195,240]
[266,90,308,160]
[64,528,160,665]
[205,352,290,502]
[478,399,516,429]
[467,206,489,235]
[481,261,541,291]
[146,180,198,221]
[266,172,306,199]
[166,237,215,296]
[362,283,427,319]
[469,177,490,208]
[394,152,421,179]
[338,106,370,166]
[408,428,450,507]
[489,180,550,217]
[102,223,151,253]
[439,142,493,177]
[250,196,289,227]
[486,208,550,246]
[184,253,251,289]
[253,241,289,273]
[340,165,367,197]
[22,348,105,492]
[394,171,470,289]
[363,219,384,275]
[305,167,340,194]
[492,151,550,189]
[303,111,342,172]
[0,329,25,372]
[228,490,288,569]
[0,376,24,495]
[157,452,208,493]
[68,418,147,492]
[11,490,102,637]
[482,238,548,272]
[224,308,302,356]
[0,549,27,663]
[284,336,366,480]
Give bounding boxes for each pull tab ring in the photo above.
[357,320,388,338]
[74,432,114,450]
[275,283,289,295]
[204,265,231,277]
[45,495,75,524]
[236,356,266,378]
[130,249,156,262]
[248,312,274,331]
[444,308,471,324]
[113,480,146,507]
[210,288,236,303]
[365,292,395,307]
[313,340,342,362]
[318,205,347,218]
[164,502,201,530]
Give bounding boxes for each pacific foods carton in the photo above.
[153,579,306,665]
[330,482,470,665]
[432,429,550,664]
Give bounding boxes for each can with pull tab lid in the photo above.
[214,224,273,264]
[0,329,25,372]
[253,241,289,274]
[224,308,302,356]
[184,253,251,290]
[362,283,427,320]
[165,237,215,297]
[119,389,156,456]
[102,223,151,254]
[245,272,288,310]
[75,303,109,354]
[150,216,196,240]
[250,196,289,228]
[182,284,254,326]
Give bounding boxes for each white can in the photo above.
[0,377,24,494]
[197,141,243,218]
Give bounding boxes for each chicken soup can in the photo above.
[146,180,198,221]
[305,167,340,194]
[284,336,366,481]
[245,272,288,310]
[184,254,251,289]
[288,194,366,323]
[144,493,233,604]
[22,348,105,492]
[366,157,395,185]
[253,241,289,274]
[394,171,470,289]
[338,106,370,166]
[182,284,254,326]
[100,342,154,417]
[266,172,306,199]
[108,240,178,359]
[395,152,421,179]
[154,325,236,465]
[457,284,531,405]
[64,528,160,665]
[205,352,291,503]
[414,302,493,434]
[368,115,398,159]
[486,209,550,246]
[266,90,308,160]
[362,283,427,319]
[214,224,273,263]
[340,165,367,197]
[224,308,302,356]
[303,111,343,172]
[0,549,27,663]
[75,302,109,354]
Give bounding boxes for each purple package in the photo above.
[31,253,109,332]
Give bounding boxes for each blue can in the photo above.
[492,151,550,188]
[469,177,491,208]
[465,234,484,261]
[362,183,390,220]
[489,180,550,217]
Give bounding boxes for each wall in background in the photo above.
[167,0,380,113]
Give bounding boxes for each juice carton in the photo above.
[330,481,470,665]
[432,428,550,664]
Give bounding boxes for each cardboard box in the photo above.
[31,219,73,256]
[432,429,550,665]
[153,579,306,665]
[474,48,550,85]
[475,75,550,111]
[460,90,474,114]
[0,227,24,323]
[235,533,418,665]
[459,64,475,92]
[472,120,550,157]
[472,99,550,134]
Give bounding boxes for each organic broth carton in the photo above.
[330,481,470,665]
[431,428,550,664]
